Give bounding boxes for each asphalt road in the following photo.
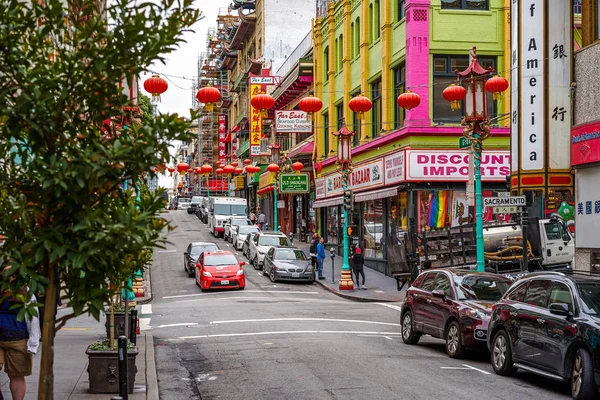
[148,210,570,400]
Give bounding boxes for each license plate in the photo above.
[221,280,229,285]
[292,273,300,278]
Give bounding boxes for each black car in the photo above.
[487,271,600,399]
[183,242,219,277]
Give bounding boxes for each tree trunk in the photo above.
[38,261,58,400]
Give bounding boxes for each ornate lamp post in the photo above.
[443,47,507,272]
[268,143,281,231]
[332,126,354,291]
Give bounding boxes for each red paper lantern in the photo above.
[196,86,221,112]
[243,158,252,165]
[299,95,323,121]
[234,167,243,174]
[195,166,202,174]
[201,164,213,175]
[349,95,372,118]
[292,161,304,173]
[168,166,175,176]
[223,165,235,174]
[251,93,275,117]
[143,75,168,102]
[215,168,224,175]
[187,168,193,174]
[442,84,467,111]
[316,161,323,174]
[246,165,259,174]
[267,163,280,174]
[176,162,189,174]
[232,160,239,167]
[396,90,421,110]
[485,76,509,101]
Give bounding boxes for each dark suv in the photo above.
[401,268,512,358]
[487,272,600,400]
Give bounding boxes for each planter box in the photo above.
[105,312,130,339]
[86,348,138,394]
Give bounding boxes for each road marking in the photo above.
[375,303,404,312]
[158,250,177,253]
[174,330,403,340]
[209,318,399,327]
[60,327,95,331]
[357,334,393,340]
[141,304,152,315]
[151,322,199,329]
[440,364,491,375]
[162,290,319,299]
[139,318,151,331]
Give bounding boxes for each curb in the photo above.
[145,333,159,400]
[313,279,401,303]
[137,264,153,305]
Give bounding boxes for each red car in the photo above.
[401,268,512,358]
[195,250,246,291]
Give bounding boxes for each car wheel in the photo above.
[491,330,517,376]
[572,348,597,400]
[401,310,421,345]
[269,269,277,283]
[253,257,260,270]
[445,321,465,359]
[187,268,195,278]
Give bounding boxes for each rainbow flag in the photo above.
[428,191,449,229]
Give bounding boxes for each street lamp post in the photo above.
[201,162,213,199]
[332,126,354,291]
[268,143,281,232]
[444,47,507,272]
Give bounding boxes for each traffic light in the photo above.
[343,189,353,211]
[505,175,511,192]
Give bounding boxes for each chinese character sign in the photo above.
[575,168,600,248]
[218,114,227,163]
[249,84,262,156]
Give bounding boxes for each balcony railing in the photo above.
[276,31,312,78]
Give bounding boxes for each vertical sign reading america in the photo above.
[510,0,519,172]
[519,0,545,171]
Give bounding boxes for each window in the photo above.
[433,55,496,123]
[441,0,488,10]
[338,34,344,69]
[258,235,292,247]
[275,249,307,260]
[387,192,409,241]
[336,103,344,129]
[434,273,452,297]
[371,80,382,138]
[351,22,355,58]
[524,280,551,307]
[323,46,329,82]
[362,199,384,259]
[335,38,338,69]
[397,0,406,21]
[455,275,511,301]
[326,206,341,245]
[323,112,330,156]
[354,18,361,57]
[205,254,238,266]
[573,0,581,14]
[548,282,574,311]
[393,64,406,129]
[350,90,360,146]
[420,272,437,292]
[374,1,381,40]
[577,282,600,314]
[507,281,529,302]
[369,4,373,43]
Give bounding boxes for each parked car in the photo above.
[224,217,252,242]
[401,268,512,358]
[233,225,261,251]
[247,231,293,269]
[263,247,314,283]
[242,232,258,259]
[195,250,245,291]
[487,271,600,400]
[177,197,191,210]
[183,242,220,277]
[187,196,203,214]
[195,197,209,223]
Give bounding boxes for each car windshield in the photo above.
[454,275,511,301]
[258,236,292,247]
[204,254,238,266]
[214,204,247,216]
[274,249,307,260]
[191,196,203,203]
[179,198,191,204]
[577,283,600,314]
[190,244,218,258]
[239,226,259,234]
[231,219,251,226]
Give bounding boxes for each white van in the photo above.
[208,197,247,238]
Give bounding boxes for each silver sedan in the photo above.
[262,248,315,283]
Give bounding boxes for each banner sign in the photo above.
[324,160,384,196]
[249,85,262,156]
[279,173,310,193]
[405,150,510,181]
[571,121,600,166]
[575,168,600,248]
[315,178,326,199]
[218,115,227,162]
[275,110,312,133]
[383,151,405,185]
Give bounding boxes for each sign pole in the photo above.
[473,133,485,273]
[273,174,278,231]
[521,205,528,272]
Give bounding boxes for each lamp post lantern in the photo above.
[332,125,355,291]
[201,163,213,199]
[444,47,506,272]
[268,143,281,231]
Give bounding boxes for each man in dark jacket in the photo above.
[309,233,319,269]
[352,247,366,289]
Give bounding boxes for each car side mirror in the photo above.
[548,302,572,317]
[432,289,446,299]
[184,252,189,256]
[240,261,245,266]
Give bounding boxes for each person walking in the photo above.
[309,233,319,270]
[258,210,266,230]
[316,237,326,280]
[352,247,366,289]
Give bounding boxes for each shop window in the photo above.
[323,46,329,82]
[362,199,384,259]
[397,0,406,21]
[433,55,496,123]
[354,18,361,57]
[326,206,341,245]
[371,79,382,138]
[323,112,330,156]
[419,190,451,230]
[441,0,488,10]
[387,192,409,241]
[393,64,406,129]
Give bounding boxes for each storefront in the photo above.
[257,170,275,229]
[313,148,510,275]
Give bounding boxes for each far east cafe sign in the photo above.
[315,149,510,199]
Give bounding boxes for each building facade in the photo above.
[312,0,511,274]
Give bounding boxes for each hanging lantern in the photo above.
[485,76,509,101]
[223,165,235,175]
[246,165,259,174]
[442,84,467,111]
[232,160,239,167]
[215,167,224,175]
[201,164,213,175]
[349,95,372,119]
[251,93,275,118]
[396,90,421,110]
[292,161,304,174]
[194,166,201,174]
[267,163,280,174]
[168,166,175,176]
[177,162,189,174]
[316,160,323,174]
[234,167,243,175]
[243,158,252,165]
[187,168,194,175]
[143,75,168,103]
[196,86,221,113]
[298,95,323,121]
[333,126,354,164]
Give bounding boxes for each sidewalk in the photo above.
[297,242,407,302]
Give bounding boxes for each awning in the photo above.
[354,187,398,203]
[312,197,343,209]
[288,136,314,159]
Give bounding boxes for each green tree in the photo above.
[0,0,200,397]
[138,94,155,127]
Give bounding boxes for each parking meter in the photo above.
[329,248,336,283]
